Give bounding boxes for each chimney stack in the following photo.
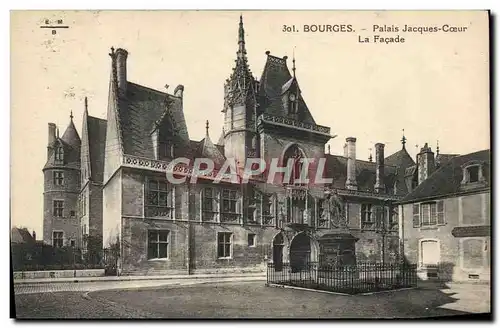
[374,143,385,193]
[417,143,435,185]
[115,48,128,95]
[48,123,56,146]
[174,84,184,98]
[345,137,357,190]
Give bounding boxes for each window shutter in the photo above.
[412,204,421,227]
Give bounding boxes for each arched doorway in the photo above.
[272,233,285,271]
[290,233,313,272]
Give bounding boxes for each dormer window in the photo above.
[467,166,479,183]
[55,146,64,162]
[461,161,486,186]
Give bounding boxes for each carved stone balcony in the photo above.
[257,113,332,138]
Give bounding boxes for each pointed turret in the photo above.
[61,111,81,148]
[201,120,226,167]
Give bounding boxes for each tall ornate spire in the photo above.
[292,47,296,78]
[237,14,246,60]
[84,97,88,112]
[224,14,255,108]
[401,128,407,149]
[436,140,440,156]
[205,120,209,136]
[70,110,73,121]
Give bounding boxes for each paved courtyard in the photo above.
[14,280,490,319]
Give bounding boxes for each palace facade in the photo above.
[43,16,467,276]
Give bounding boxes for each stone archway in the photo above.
[272,233,286,271]
[289,232,319,272]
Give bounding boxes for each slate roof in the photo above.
[87,116,107,183]
[61,119,81,149]
[400,149,490,203]
[324,154,397,193]
[384,147,416,196]
[117,82,190,158]
[436,153,459,167]
[43,138,81,170]
[258,54,315,124]
[11,227,35,245]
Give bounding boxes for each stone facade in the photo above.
[399,149,491,282]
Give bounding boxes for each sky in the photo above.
[10,10,490,237]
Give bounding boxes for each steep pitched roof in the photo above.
[118,82,190,158]
[385,147,415,167]
[324,154,397,193]
[87,116,107,183]
[384,147,416,196]
[436,153,459,167]
[11,227,35,245]
[400,149,490,203]
[258,54,315,124]
[43,138,81,170]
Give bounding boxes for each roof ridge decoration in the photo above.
[201,120,226,166]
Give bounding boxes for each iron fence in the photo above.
[267,262,418,294]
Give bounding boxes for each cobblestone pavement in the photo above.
[14,276,266,295]
[14,281,491,319]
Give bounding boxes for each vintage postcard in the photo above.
[11,10,491,319]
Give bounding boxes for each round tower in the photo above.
[42,114,81,248]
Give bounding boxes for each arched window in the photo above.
[283,145,305,184]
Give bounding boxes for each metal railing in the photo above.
[267,262,418,294]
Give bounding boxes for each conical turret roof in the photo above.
[61,112,81,148]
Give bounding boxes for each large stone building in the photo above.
[42,16,487,277]
[398,147,491,282]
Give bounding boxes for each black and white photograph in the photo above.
[9,10,491,319]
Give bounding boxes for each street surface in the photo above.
[14,280,490,319]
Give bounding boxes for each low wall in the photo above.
[13,269,105,280]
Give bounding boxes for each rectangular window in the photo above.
[248,233,256,247]
[222,189,237,213]
[53,171,64,185]
[361,204,374,229]
[361,204,373,222]
[55,147,64,161]
[421,204,430,226]
[202,187,218,221]
[147,230,169,259]
[468,166,479,183]
[53,200,64,217]
[217,232,232,258]
[220,189,239,223]
[146,179,174,218]
[420,202,443,227]
[412,204,420,227]
[53,231,63,248]
[70,240,75,247]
